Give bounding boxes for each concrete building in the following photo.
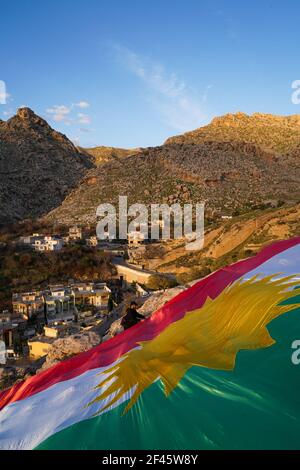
[127,231,146,246]
[114,262,153,285]
[69,226,82,241]
[34,236,64,252]
[19,233,43,245]
[27,336,53,358]
[28,323,79,359]
[0,312,25,359]
[19,234,64,251]
[71,282,111,313]
[45,286,76,324]
[12,291,44,320]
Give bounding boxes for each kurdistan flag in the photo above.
[1,237,300,450]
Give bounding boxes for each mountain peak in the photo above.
[0,108,94,224]
[16,107,36,119]
[13,107,49,128]
[165,111,300,149]
[210,111,300,128]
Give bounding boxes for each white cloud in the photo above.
[113,45,206,132]
[46,101,92,128]
[46,105,72,123]
[77,113,91,125]
[74,101,90,109]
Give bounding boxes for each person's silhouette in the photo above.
[121,301,144,330]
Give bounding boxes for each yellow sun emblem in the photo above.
[88,275,300,415]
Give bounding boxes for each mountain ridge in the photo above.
[0,107,94,224]
[165,111,300,156]
[45,111,300,225]
[2,108,300,226]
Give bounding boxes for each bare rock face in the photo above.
[0,108,94,224]
[46,112,300,226]
[138,286,186,316]
[40,331,101,370]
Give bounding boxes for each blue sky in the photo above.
[1,0,300,147]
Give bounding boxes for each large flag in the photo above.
[1,237,300,450]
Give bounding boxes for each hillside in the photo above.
[0,108,94,225]
[80,146,142,165]
[165,112,300,156]
[46,112,300,225]
[146,203,300,281]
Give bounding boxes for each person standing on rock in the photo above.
[121,301,144,330]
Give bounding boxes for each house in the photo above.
[86,236,98,247]
[19,233,64,251]
[71,282,111,313]
[28,323,79,359]
[34,236,64,252]
[78,310,103,327]
[0,313,18,357]
[69,226,82,241]
[27,336,53,358]
[0,311,26,359]
[127,231,146,246]
[19,233,43,245]
[12,291,44,320]
[44,286,76,324]
[44,323,79,339]
[114,262,153,285]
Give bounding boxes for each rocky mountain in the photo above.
[45,112,300,225]
[2,110,300,227]
[165,112,300,155]
[0,108,94,225]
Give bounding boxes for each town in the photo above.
[0,223,177,387]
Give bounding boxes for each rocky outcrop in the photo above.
[46,136,300,225]
[40,331,101,371]
[165,112,300,156]
[102,286,186,342]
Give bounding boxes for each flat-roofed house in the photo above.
[28,323,80,358]
[12,291,44,320]
[0,312,19,357]
[127,230,146,246]
[34,236,64,252]
[44,286,76,324]
[69,226,82,241]
[72,282,111,313]
[27,336,53,358]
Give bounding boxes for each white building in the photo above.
[69,226,82,241]
[127,231,146,246]
[34,236,64,252]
